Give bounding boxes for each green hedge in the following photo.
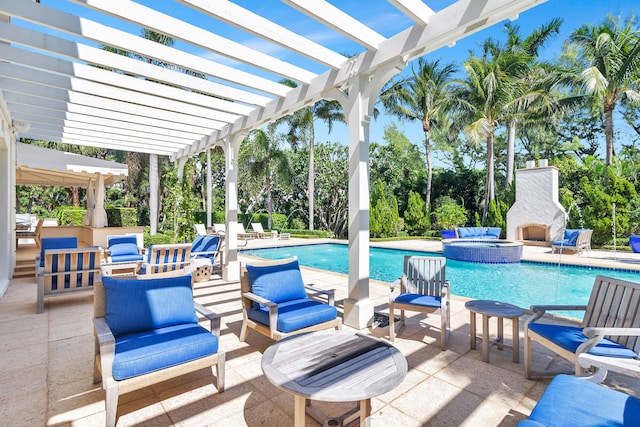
[281,229,333,238]
[56,207,86,226]
[143,229,174,247]
[106,208,138,227]
[194,212,287,230]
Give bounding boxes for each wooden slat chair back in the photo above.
[389,256,450,349]
[142,243,192,274]
[37,247,101,313]
[524,275,640,379]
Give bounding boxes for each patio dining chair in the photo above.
[239,256,341,341]
[524,275,640,379]
[93,273,224,427]
[389,256,450,350]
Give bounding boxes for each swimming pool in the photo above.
[241,243,640,312]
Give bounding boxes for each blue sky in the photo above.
[30,0,639,159]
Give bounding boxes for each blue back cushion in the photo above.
[108,236,139,256]
[457,228,470,238]
[246,259,307,304]
[103,274,198,337]
[564,229,581,245]
[192,235,220,254]
[40,237,78,267]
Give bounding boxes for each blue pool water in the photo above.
[242,243,640,312]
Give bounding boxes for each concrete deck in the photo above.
[3,238,639,426]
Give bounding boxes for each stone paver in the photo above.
[2,238,639,426]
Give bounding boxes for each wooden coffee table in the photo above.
[466,299,524,363]
[261,330,407,427]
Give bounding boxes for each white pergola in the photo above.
[0,0,546,325]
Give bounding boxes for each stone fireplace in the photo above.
[506,160,566,245]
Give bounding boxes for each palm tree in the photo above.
[241,127,291,229]
[278,80,345,231]
[493,19,563,185]
[569,14,640,173]
[379,58,457,212]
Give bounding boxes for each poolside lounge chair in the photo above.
[524,275,640,379]
[251,222,273,238]
[239,257,341,341]
[93,273,225,427]
[551,228,592,254]
[237,223,256,239]
[517,374,640,426]
[194,223,208,236]
[389,256,450,350]
[213,223,226,235]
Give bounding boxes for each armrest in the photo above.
[242,291,276,308]
[527,304,587,324]
[194,302,221,336]
[576,327,640,356]
[93,318,115,383]
[304,284,335,305]
[191,251,218,257]
[390,278,402,292]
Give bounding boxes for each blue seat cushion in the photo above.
[108,235,138,247]
[248,298,337,333]
[551,239,571,247]
[246,259,307,304]
[394,293,441,308]
[112,323,218,380]
[39,237,78,267]
[518,374,640,426]
[103,274,198,337]
[528,323,638,358]
[111,253,144,263]
[192,235,220,259]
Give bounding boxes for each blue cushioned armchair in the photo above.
[93,274,225,427]
[105,235,145,264]
[139,243,192,275]
[524,275,640,379]
[239,257,341,341]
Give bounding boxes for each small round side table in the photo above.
[465,299,524,363]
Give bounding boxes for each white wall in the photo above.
[0,92,16,297]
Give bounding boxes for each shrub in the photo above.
[54,206,86,226]
[433,196,467,230]
[106,208,137,227]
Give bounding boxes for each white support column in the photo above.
[0,109,14,296]
[149,153,158,235]
[335,62,405,329]
[222,134,244,282]
[206,148,212,229]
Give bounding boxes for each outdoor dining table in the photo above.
[261,330,407,426]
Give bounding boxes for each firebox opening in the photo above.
[517,223,551,243]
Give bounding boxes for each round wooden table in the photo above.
[465,299,524,363]
[261,330,407,427]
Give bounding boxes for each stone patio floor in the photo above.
[2,238,639,426]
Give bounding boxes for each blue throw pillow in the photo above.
[103,274,197,337]
[486,227,501,237]
[246,259,307,304]
[457,228,470,238]
[109,242,138,257]
[564,229,581,245]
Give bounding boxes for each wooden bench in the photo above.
[36,247,101,313]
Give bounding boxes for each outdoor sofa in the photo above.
[455,227,501,239]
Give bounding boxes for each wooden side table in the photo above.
[261,330,407,427]
[466,299,524,363]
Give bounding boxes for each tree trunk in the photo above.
[267,172,273,229]
[423,122,432,213]
[71,187,80,207]
[483,132,495,223]
[604,105,614,186]
[506,119,516,187]
[308,122,315,231]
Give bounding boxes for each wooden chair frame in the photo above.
[524,275,640,379]
[36,246,101,313]
[140,243,192,274]
[389,256,450,350]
